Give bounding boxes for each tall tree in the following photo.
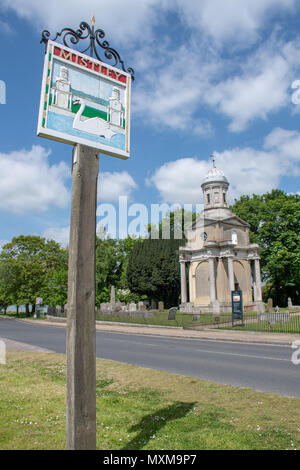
[127,237,184,308]
[0,235,68,313]
[95,235,139,304]
[0,259,21,312]
[128,209,198,307]
[231,190,300,305]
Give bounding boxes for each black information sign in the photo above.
[231,289,244,326]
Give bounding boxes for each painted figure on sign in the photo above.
[72,98,116,139]
[52,66,72,110]
[108,87,124,127]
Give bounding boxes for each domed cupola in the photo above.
[201,155,229,212]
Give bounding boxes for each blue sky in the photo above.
[0,0,300,246]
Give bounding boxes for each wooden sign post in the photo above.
[38,19,134,450]
[66,144,99,449]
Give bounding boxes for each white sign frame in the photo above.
[37,40,131,159]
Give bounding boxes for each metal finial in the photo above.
[91,15,95,27]
[210,154,216,168]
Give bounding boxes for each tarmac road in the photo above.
[0,316,299,398]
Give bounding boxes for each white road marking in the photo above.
[195,348,290,362]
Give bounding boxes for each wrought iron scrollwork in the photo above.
[41,20,135,81]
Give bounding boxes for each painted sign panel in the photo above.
[37,40,131,159]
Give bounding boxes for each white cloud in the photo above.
[148,158,210,204]
[204,37,300,132]
[0,0,167,44]
[206,57,289,132]
[176,0,296,47]
[212,148,281,201]
[1,0,296,48]
[43,226,70,247]
[0,146,70,214]
[98,171,137,203]
[132,26,300,135]
[132,44,218,135]
[264,127,300,165]
[0,18,13,34]
[148,127,300,203]
[2,0,300,135]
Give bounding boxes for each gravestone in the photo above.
[288,297,293,308]
[180,302,193,313]
[267,298,273,312]
[151,301,157,310]
[192,314,200,321]
[168,307,177,320]
[259,312,290,324]
[114,301,124,312]
[137,301,146,311]
[158,301,164,312]
[274,305,280,313]
[110,285,115,305]
[129,302,137,312]
[100,302,109,312]
[212,300,220,317]
[256,302,265,314]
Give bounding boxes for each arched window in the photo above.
[231,230,238,245]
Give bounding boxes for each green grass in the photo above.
[2,312,33,319]
[95,311,245,328]
[224,315,300,334]
[0,351,299,450]
[2,308,299,333]
[96,310,300,333]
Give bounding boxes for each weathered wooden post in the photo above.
[37,18,134,449]
[66,144,99,449]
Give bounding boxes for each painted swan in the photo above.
[72,98,116,140]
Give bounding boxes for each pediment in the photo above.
[188,213,249,231]
[220,215,250,228]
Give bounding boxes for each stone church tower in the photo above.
[179,157,264,314]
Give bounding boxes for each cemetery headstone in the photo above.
[129,302,137,312]
[267,298,273,312]
[110,285,115,305]
[137,301,146,311]
[168,307,177,320]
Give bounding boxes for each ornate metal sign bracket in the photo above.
[40,17,135,81]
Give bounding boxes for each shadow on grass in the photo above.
[122,401,196,450]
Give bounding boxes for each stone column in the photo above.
[254,258,262,302]
[180,260,187,304]
[227,256,235,293]
[66,144,99,450]
[208,257,216,303]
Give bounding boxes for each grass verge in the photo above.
[0,351,299,450]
